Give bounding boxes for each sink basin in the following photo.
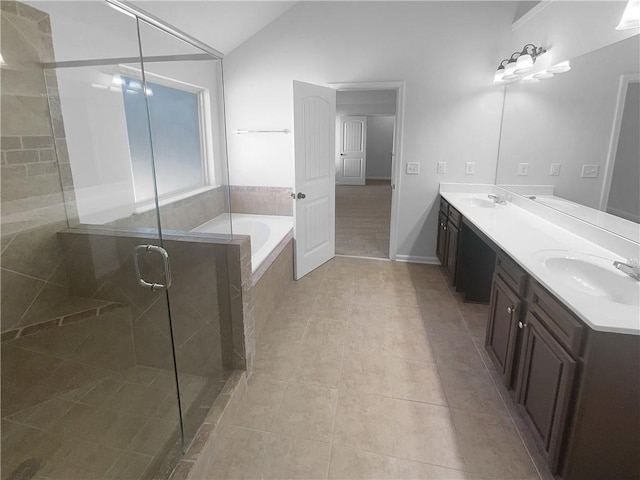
[536,251,639,306]
[460,197,495,208]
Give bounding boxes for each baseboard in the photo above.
[395,254,441,265]
[365,176,392,180]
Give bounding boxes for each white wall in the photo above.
[511,1,637,74]
[366,116,394,180]
[336,90,396,116]
[223,1,515,260]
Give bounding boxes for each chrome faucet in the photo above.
[488,194,507,205]
[613,258,640,281]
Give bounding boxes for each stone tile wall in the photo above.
[254,238,294,337]
[230,186,293,216]
[57,229,247,378]
[103,186,230,233]
[0,2,75,332]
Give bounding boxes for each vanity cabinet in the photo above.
[485,275,522,389]
[486,269,639,479]
[436,198,462,286]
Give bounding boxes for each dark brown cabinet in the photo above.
[444,220,459,284]
[437,198,461,286]
[436,212,447,266]
[516,310,577,474]
[485,274,522,388]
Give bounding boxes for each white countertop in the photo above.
[440,190,640,335]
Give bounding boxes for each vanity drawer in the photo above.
[448,207,462,228]
[440,197,450,216]
[495,253,528,297]
[528,281,584,357]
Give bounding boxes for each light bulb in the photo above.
[616,0,640,30]
[504,61,518,76]
[547,61,571,74]
[514,54,534,74]
[533,70,554,79]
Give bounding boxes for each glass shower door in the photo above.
[0,3,183,479]
[136,18,234,449]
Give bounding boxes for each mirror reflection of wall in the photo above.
[605,80,639,223]
[495,35,640,235]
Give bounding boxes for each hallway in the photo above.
[196,257,549,479]
[335,181,392,259]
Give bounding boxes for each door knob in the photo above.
[297,192,306,199]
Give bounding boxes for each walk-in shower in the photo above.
[1,1,240,478]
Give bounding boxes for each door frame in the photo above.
[599,73,640,212]
[328,81,405,261]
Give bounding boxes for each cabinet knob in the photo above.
[507,306,515,314]
[444,226,447,230]
[518,321,527,329]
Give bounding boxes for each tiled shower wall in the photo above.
[0,2,73,332]
[57,229,253,376]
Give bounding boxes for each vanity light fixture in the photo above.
[533,70,554,80]
[616,0,640,30]
[520,75,540,84]
[547,60,571,73]
[494,44,547,83]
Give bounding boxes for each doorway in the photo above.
[332,85,403,259]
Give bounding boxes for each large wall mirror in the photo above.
[495,34,640,242]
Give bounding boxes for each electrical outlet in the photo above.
[437,162,446,174]
[465,162,475,175]
[550,164,561,176]
[581,165,599,178]
[518,163,529,176]
[406,162,420,175]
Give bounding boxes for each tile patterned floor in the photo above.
[1,366,208,480]
[203,257,551,479]
[335,182,392,259]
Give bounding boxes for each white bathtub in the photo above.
[192,213,293,273]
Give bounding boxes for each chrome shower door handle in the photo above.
[133,244,172,291]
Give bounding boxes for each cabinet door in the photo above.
[516,311,576,474]
[445,221,459,284]
[485,274,521,388]
[437,212,448,266]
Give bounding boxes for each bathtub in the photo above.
[192,213,294,273]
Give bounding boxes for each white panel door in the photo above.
[293,81,336,279]
[337,116,367,185]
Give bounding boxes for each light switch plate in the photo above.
[581,165,599,178]
[465,162,475,175]
[518,163,529,176]
[437,162,446,174]
[406,162,420,175]
[550,164,561,176]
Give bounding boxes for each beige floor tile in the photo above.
[395,458,470,479]
[392,399,466,470]
[293,342,344,387]
[344,323,390,356]
[451,409,539,479]
[328,445,399,479]
[229,375,286,431]
[259,433,331,479]
[389,357,447,406]
[389,325,437,364]
[302,315,347,348]
[7,397,76,430]
[197,425,269,479]
[333,390,397,456]
[340,352,392,396]
[272,382,338,442]
[254,340,303,381]
[438,364,507,415]
[431,334,487,373]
